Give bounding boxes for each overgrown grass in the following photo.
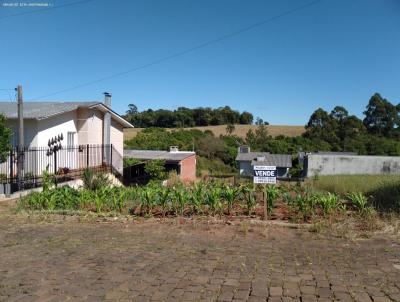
[310,174,400,195]
[309,175,400,212]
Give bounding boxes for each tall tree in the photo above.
[239,111,253,124]
[363,93,399,136]
[304,108,340,150]
[126,104,138,115]
[330,106,348,122]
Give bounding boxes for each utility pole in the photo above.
[17,85,24,190]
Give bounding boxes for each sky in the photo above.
[0,0,399,125]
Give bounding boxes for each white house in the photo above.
[0,94,133,177]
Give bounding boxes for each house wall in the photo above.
[110,119,123,157]
[6,119,38,147]
[76,108,103,146]
[305,154,400,177]
[179,155,196,182]
[37,111,77,147]
[238,161,252,176]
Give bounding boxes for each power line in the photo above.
[0,89,15,102]
[30,0,323,101]
[0,0,96,20]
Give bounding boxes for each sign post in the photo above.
[253,165,276,220]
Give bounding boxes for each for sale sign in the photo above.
[253,165,276,184]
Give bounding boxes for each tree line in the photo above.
[125,93,400,175]
[125,105,254,128]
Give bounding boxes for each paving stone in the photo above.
[0,206,398,302]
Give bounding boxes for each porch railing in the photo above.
[0,144,122,194]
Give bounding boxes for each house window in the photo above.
[67,132,76,150]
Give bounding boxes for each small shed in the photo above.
[236,146,292,179]
[124,147,196,182]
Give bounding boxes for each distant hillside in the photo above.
[124,124,305,141]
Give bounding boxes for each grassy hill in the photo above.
[124,124,305,141]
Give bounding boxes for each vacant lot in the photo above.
[310,174,400,194]
[124,124,305,141]
[0,200,399,302]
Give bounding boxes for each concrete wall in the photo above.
[179,155,196,182]
[305,154,400,177]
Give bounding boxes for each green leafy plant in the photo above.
[223,185,239,215]
[347,192,371,214]
[206,186,222,215]
[317,192,341,215]
[145,160,167,180]
[241,184,256,216]
[265,185,280,214]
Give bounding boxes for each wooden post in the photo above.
[263,184,268,220]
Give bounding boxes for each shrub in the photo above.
[145,160,167,180]
[83,168,110,191]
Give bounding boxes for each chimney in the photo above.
[104,92,111,107]
[238,145,250,154]
[103,92,112,164]
[170,146,179,153]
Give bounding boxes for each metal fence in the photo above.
[0,144,122,193]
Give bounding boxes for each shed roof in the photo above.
[251,154,292,168]
[0,101,133,128]
[124,150,195,162]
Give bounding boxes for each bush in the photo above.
[83,168,111,191]
[145,160,167,180]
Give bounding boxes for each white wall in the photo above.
[37,111,77,147]
[305,154,400,176]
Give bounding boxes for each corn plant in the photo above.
[139,187,157,215]
[157,186,171,217]
[223,185,239,215]
[171,186,190,216]
[241,185,256,216]
[190,183,206,214]
[317,192,341,215]
[291,193,317,221]
[206,186,223,215]
[347,192,370,214]
[266,185,280,214]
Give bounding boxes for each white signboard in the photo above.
[253,165,276,184]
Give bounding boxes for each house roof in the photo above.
[251,154,292,168]
[236,151,292,167]
[0,101,134,128]
[236,151,270,161]
[124,149,195,162]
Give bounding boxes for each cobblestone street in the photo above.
[0,202,399,302]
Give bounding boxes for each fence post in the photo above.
[9,149,13,181]
[54,150,57,175]
[86,144,90,168]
